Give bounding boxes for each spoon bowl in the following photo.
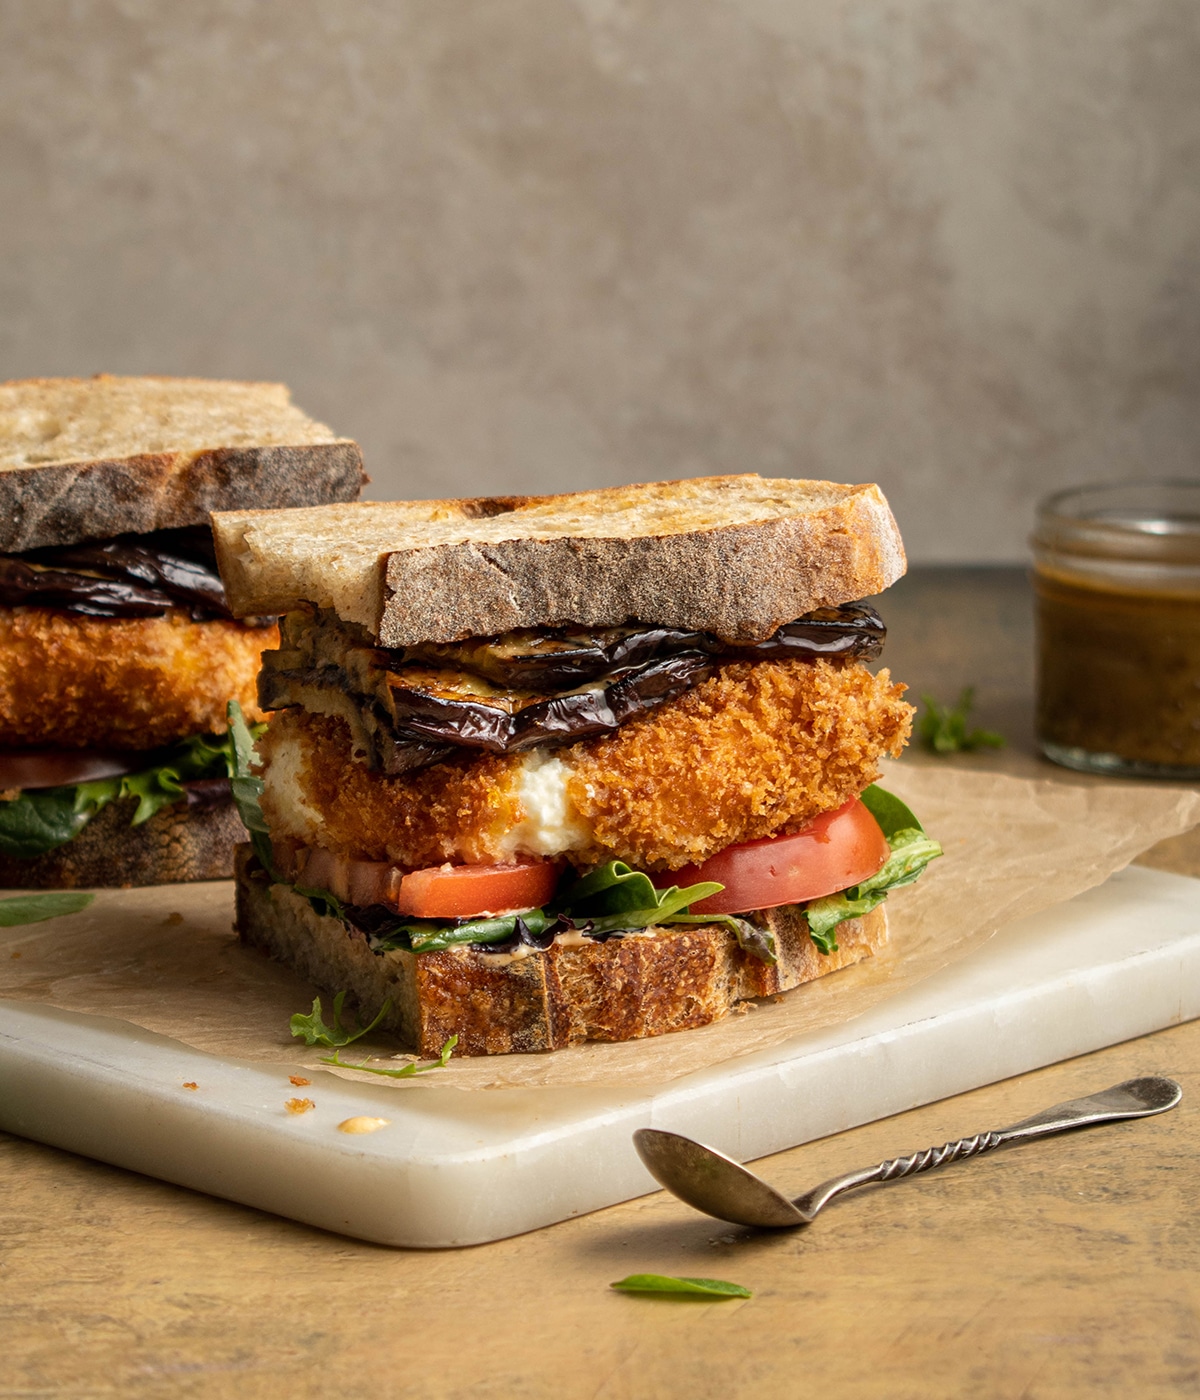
[634,1075,1182,1229]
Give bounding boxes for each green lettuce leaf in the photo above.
[0,891,95,927]
[552,860,722,935]
[805,827,943,953]
[0,724,255,860]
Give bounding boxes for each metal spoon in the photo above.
[633,1075,1182,1229]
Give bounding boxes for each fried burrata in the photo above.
[258,658,912,871]
[0,608,275,749]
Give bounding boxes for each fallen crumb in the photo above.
[182,1082,198,1091]
[772,994,786,1004]
[732,1002,750,1016]
[9,950,20,959]
[163,912,184,927]
[289,1075,312,1087]
[285,1097,316,1115]
[338,1116,390,1134]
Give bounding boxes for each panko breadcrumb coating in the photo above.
[258,658,912,870]
[0,607,275,750]
[569,658,911,869]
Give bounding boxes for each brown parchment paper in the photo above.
[2,765,1199,1091]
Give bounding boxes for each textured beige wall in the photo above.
[1,0,1197,561]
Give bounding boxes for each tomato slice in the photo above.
[667,799,890,916]
[392,860,561,919]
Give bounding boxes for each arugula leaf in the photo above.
[919,688,1005,755]
[226,699,275,873]
[289,991,393,1048]
[322,1034,458,1078]
[805,827,943,952]
[0,891,95,927]
[609,1274,752,1299]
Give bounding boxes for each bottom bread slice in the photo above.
[0,789,244,889]
[235,847,888,1056]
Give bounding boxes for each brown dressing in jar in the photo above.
[1034,483,1200,779]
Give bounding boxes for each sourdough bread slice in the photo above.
[235,848,888,1056]
[0,788,244,889]
[0,375,364,552]
[213,475,905,645]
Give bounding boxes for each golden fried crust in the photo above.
[0,607,276,750]
[259,709,523,867]
[259,658,912,870]
[569,658,912,869]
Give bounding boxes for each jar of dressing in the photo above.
[1033,481,1200,779]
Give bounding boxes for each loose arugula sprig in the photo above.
[918,687,1005,755]
[322,1034,459,1078]
[804,784,943,953]
[289,990,393,1047]
[610,1274,752,1300]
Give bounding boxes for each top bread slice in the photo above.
[212,475,906,645]
[0,375,365,552]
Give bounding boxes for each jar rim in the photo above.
[1035,479,1200,569]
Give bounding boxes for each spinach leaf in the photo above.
[609,1274,752,1299]
[289,991,393,1048]
[0,891,95,927]
[859,783,924,841]
[0,789,93,858]
[322,1034,458,1078]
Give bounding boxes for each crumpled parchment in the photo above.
[2,764,1198,1091]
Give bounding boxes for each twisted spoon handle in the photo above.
[793,1076,1181,1220]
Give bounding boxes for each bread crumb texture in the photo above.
[0,375,339,471]
[0,608,275,748]
[259,659,912,871]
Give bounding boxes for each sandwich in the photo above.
[214,476,942,1056]
[0,374,363,888]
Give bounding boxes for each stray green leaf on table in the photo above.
[918,687,1005,755]
[0,891,94,927]
[322,1034,459,1078]
[289,991,392,1048]
[610,1274,752,1299]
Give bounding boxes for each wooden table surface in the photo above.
[5,568,1199,1400]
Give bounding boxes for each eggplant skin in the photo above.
[0,527,263,624]
[399,603,885,690]
[260,603,888,774]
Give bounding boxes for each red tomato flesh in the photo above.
[392,860,561,919]
[665,799,890,915]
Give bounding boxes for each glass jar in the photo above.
[1033,481,1200,779]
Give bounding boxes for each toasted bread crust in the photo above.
[0,375,364,551]
[0,443,365,553]
[213,476,906,643]
[235,847,888,1056]
[0,788,242,889]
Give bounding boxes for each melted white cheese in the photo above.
[497,750,592,859]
